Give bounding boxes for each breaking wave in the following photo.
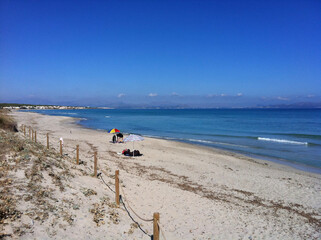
[258,137,308,145]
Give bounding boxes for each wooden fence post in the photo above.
[23,126,26,136]
[29,127,31,139]
[76,145,79,165]
[115,170,120,207]
[153,212,160,240]
[94,151,97,177]
[32,129,34,141]
[35,131,37,143]
[47,133,49,149]
[60,139,63,156]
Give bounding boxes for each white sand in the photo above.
[7,111,321,239]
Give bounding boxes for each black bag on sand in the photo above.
[133,150,142,156]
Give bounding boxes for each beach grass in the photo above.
[0,110,18,132]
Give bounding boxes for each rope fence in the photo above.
[120,195,152,238]
[97,173,116,193]
[19,124,167,240]
[120,183,153,222]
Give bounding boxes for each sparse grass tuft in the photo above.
[0,110,18,132]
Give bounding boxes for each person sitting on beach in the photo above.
[112,135,116,143]
[117,133,124,143]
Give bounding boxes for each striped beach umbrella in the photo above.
[108,128,120,133]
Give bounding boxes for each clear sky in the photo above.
[1,0,320,107]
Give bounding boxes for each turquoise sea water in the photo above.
[31,109,321,174]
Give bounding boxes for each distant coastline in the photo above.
[0,103,93,110]
[1,101,321,110]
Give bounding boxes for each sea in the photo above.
[31,109,321,174]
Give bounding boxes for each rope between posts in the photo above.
[120,184,153,222]
[97,173,115,193]
[20,126,167,239]
[22,129,89,173]
[119,195,152,239]
[157,220,167,240]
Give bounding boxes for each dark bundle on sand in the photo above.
[0,110,18,132]
[122,149,142,157]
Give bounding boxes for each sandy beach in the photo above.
[2,110,320,239]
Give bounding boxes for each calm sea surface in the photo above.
[31,109,321,174]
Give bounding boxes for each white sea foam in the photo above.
[188,139,213,144]
[258,137,308,145]
[187,138,248,148]
[105,116,111,118]
[162,136,176,140]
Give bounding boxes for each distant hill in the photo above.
[257,102,321,109]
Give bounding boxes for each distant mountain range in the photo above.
[103,101,321,109]
[256,102,321,109]
[1,101,321,110]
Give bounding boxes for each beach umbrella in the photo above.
[124,134,144,143]
[108,128,120,133]
[123,134,144,155]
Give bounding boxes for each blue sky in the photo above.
[1,0,320,107]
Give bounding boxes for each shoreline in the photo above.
[39,110,319,177]
[25,109,321,176]
[16,110,320,179]
[9,110,321,239]
[149,135,321,176]
[65,112,320,176]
